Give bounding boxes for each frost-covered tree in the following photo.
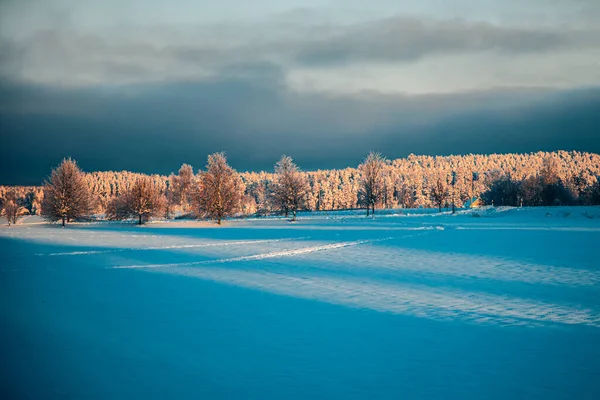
[5,150,600,215]
[540,156,560,185]
[358,151,387,216]
[106,176,165,225]
[2,191,22,226]
[169,164,195,213]
[429,173,450,212]
[242,174,273,215]
[41,158,92,227]
[197,152,244,225]
[395,177,416,208]
[271,155,309,221]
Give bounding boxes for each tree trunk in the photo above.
[452,189,455,214]
[292,209,296,221]
[62,216,66,227]
[217,215,222,225]
[139,214,142,225]
[366,207,369,216]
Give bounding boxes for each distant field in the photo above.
[1,206,600,399]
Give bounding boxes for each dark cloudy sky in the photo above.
[1,0,599,184]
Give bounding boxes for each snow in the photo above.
[1,206,600,399]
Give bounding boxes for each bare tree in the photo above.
[396,182,415,209]
[106,176,165,225]
[450,171,457,213]
[429,174,450,212]
[271,155,309,221]
[163,181,173,219]
[197,152,244,225]
[2,191,23,226]
[169,164,195,214]
[358,151,386,216]
[41,158,92,227]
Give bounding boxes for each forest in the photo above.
[1,150,600,225]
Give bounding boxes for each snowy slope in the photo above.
[1,207,600,399]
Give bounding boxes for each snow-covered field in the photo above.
[2,207,600,399]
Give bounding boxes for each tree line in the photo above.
[481,156,600,207]
[1,150,600,225]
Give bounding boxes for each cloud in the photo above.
[0,9,598,93]
[1,75,599,184]
[1,1,599,184]
[293,17,572,66]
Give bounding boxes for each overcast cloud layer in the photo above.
[0,0,599,183]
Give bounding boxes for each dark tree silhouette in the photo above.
[482,176,521,207]
[429,173,450,212]
[584,179,600,205]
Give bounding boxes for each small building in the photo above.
[464,197,483,208]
